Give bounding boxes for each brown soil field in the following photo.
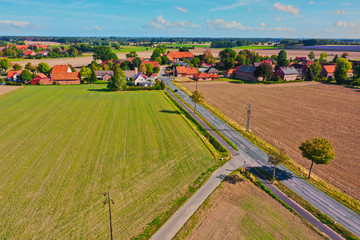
[24,41,61,45]
[182,81,360,200]
[175,175,324,240]
[0,86,21,96]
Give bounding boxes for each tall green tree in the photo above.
[190,90,203,114]
[107,67,126,91]
[299,137,335,179]
[37,62,51,75]
[277,50,289,66]
[353,65,360,79]
[308,51,315,61]
[332,54,338,63]
[0,58,10,72]
[219,48,237,60]
[334,58,352,84]
[126,51,138,58]
[12,63,22,71]
[93,46,118,61]
[309,62,322,79]
[268,150,288,184]
[20,69,32,82]
[80,66,92,81]
[25,62,37,73]
[89,69,97,83]
[254,63,273,81]
[319,52,327,64]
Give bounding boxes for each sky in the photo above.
[0,0,359,38]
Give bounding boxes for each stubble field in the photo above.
[0,85,214,239]
[174,174,324,240]
[182,81,360,200]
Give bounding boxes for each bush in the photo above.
[350,78,360,86]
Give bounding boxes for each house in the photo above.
[23,50,36,56]
[30,74,52,85]
[173,61,191,68]
[224,69,236,78]
[198,61,212,68]
[52,72,80,85]
[7,70,23,81]
[321,64,336,78]
[206,67,220,75]
[276,67,299,80]
[193,72,220,81]
[95,71,114,81]
[234,65,258,81]
[37,51,48,57]
[16,45,29,50]
[175,66,198,78]
[142,60,160,68]
[0,47,4,52]
[260,59,274,65]
[291,63,308,79]
[134,73,151,87]
[123,68,138,80]
[167,51,194,62]
[52,65,71,75]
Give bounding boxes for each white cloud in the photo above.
[210,0,248,11]
[334,20,355,28]
[260,22,266,27]
[275,17,281,21]
[176,6,188,13]
[94,26,103,31]
[267,27,296,32]
[206,19,263,31]
[273,2,300,15]
[146,15,199,29]
[336,9,346,14]
[0,20,30,28]
[309,1,315,4]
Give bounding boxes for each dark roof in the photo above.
[280,67,299,75]
[95,70,114,77]
[206,67,220,74]
[236,65,257,74]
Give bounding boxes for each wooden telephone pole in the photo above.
[103,191,115,240]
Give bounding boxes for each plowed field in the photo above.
[182,81,360,200]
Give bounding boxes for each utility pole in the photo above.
[103,191,115,240]
[246,103,251,132]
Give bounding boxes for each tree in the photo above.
[139,63,146,74]
[332,54,338,63]
[219,48,237,60]
[309,62,322,79]
[120,60,132,70]
[277,50,289,66]
[89,69,97,83]
[25,62,37,73]
[299,137,335,179]
[254,63,273,81]
[20,69,32,82]
[126,51,138,58]
[334,58,352,84]
[191,57,200,67]
[80,66,92,81]
[268,150,288,184]
[308,51,315,61]
[353,65,360,79]
[151,48,161,61]
[179,47,190,52]
[37,62,51,75]
[12,63,22,71]
[0,58,10,72]
[223,58,234,70]
[132,57,142,69]
[93,46,118,61]
[190,90,203,113]
[107,67,126,91]
[319,52,327,64]
[145,64,153,75]
[341,52,349,58]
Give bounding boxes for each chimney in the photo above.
[134,67,138,74]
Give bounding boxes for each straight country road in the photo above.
[151,76,360,239]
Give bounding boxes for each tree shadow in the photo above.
[159,110,180,114]
[88,88,111,92]
[223,174,243,184]
[249,166,294,182]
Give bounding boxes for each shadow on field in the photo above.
[88,88,110,92]
[159,110,180,114]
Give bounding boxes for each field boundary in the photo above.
[175,81,360,216]
[0,86,24,99]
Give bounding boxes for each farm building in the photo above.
[175,66,198,78]
[124,68,138,80]
[291,64,308,79]
[30,74,52,85]
[95,71,114,81]
[52,72,80,85]
[22,50,36,56]
[206,67,220,75]
[193,72,220,81]
[224,69,235,78]
[7,70,23,81]
[134,73,151,87]
[142,60,160,68]
[52,65,71,75]
[321,64,336,78]
[167,51,194,62]
[234,65,259,81]
[276,67,299,81]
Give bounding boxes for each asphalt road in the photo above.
[153,77,360,239]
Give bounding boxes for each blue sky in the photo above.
[0,0,359,38]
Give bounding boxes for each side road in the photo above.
[150,88,342,240]
[161,78,360,238]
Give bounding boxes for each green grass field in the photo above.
[0,85,215,239]
[113,46,150,53]
[166,43,211,48]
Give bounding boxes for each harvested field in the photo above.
[0,85,214,239]
[182,81,360,200]
[175,174,324,240]
[0,86,21,96]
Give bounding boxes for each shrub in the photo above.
[350,78,360,86]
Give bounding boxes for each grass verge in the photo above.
[130,91,230,240]
[176,81,360,216]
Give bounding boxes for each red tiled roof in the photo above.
[7,70,23,78]
[52,65,70,74]
[16,45,29,50]
[225,69,235,75]
[142,60,160,68]
[194,72,220,79]
[52,72,80,81]
[167,51,194,61]
[32,74,50,81]
[176,66,198,75]
[24,50,35,55]
[323,64,336,74]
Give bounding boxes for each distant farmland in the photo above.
[182,81,360,201]
[0,85,215,239]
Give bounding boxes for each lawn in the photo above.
[0,85,215,239]
[112,46,150,53]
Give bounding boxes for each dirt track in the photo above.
[182,81,360,200]
[0,86,21,96]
